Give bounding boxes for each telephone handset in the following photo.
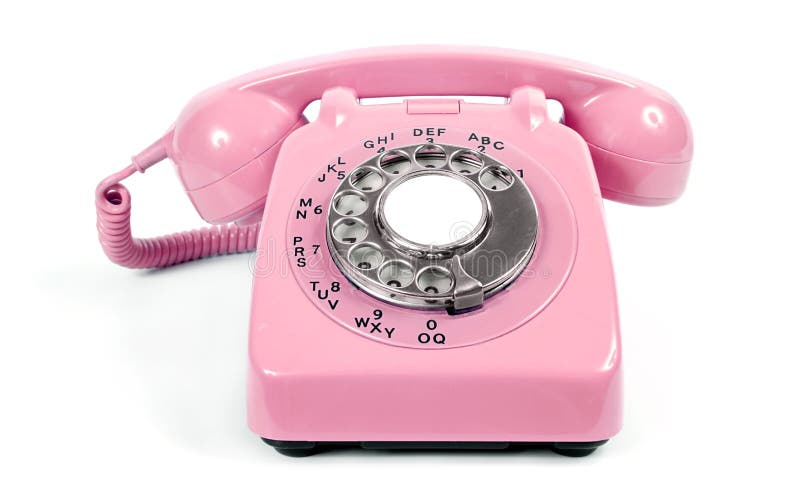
[96,47,692,456]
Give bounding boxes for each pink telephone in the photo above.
[96,47,692,456]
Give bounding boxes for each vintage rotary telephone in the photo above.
[96,47,692,456]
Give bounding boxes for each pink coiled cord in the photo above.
[95,158,260,269]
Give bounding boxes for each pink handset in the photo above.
[96,47,692,456]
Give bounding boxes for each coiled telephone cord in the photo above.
[95,162,260,269]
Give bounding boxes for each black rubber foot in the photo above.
[262,438,608,457]
[552,441,607,457]
[275,447,317,457]
[263,438,318,457]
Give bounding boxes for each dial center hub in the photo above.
[381,172,485,247]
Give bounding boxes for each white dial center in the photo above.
[382,173,484,246]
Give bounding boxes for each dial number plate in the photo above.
[287,127,577,349]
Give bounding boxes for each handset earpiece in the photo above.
[563,86,692,205]
[95,88,305,268]
[166,88,307,224]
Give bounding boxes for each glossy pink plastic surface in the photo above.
[247,88,622,443]
[94,47,694,445]
[155,46,692,224]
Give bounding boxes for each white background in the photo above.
[2,1,798,496]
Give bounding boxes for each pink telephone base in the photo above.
[247,88,623,457]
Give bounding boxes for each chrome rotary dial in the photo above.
[326,143,538,312]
